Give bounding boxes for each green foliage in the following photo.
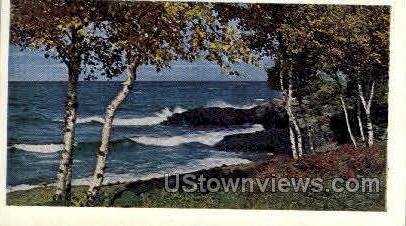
[218,4,389,97]
[71,189,88,207]
[87,1,256,77]
[10,0,122,79]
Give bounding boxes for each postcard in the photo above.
[0,0,404,226]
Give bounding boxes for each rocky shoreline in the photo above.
[162,99,387,155]
[162,100,333,155]
[162,101,288,130]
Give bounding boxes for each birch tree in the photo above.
[247,5,325,158]
[357,100,366,142]
[315,6,390,147]
[10,0,116,204]
[234,4,307,159]
[217,4,389,152]
[339,7,389,147]
[273,58,299,159]
[86,2,253,204]
[336,73,358,147]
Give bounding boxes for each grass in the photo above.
[110,177,386,210]
[7,179,385,210]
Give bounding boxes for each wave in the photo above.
[7,156,251,193]
[74,106,187,126]
[75,116,104,124]
[7,184,40,192]
[205,100,266,109]
[12,144,63,153]
[129,124,264,147]
[55,100,268,126]
[37,159,82,164]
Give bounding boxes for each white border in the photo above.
[0,0,10,211]
[0,0,405,226]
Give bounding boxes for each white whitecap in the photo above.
[7,184,40,193]
[7,156,252,193]
[205,100,260,109]
[76,116,104,124]
[129,124,264,147]
[112,107,186,126]
[74,107,187,126]
[12,144,63,153]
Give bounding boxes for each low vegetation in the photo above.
[8,144,386,211]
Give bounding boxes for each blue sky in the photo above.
[8,46,269,81]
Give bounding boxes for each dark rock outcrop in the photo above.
[163,107,255,127]
[214,129,290,154]
[162,101,291,154]
[162,102,288,130]
[161,99,358,154]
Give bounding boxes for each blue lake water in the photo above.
[7,81,278,191]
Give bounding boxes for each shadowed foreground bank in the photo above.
[7,145,386,210]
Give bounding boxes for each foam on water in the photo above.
[129,124,264,147]
[76,116,104,124]
[7,184,40,193]
[74,106,187,126]
[58,100,268,126]
[12,144,63,153]
[7,156,252,193]
[206,100,265,109]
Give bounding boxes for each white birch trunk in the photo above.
[289,125,298,159]
[307,127,315,154]
[87,63,136,204]
[65,157,73,203]
[286,67,303,157]
[54,67,79,203]
[289,111,303,157]
[278,59,298,159]
[365,112,374,146]
[358,81,375,146]
[357,100,366,142]
[339,95,357,147]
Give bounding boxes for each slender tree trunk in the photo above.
[287,102,303,157]
[339,95,357,147]
[65,157,73,203]
[54,64,80,203]
[358,81,375,146]
[366,113,374,146]
[307,126,315,154]
[87,63,137,205]
[289,125,298,159]
[303,112,315,154]
[357,100,366,142]
[278,59,299,159]
[289,111,303,157]
[286,66,303,157]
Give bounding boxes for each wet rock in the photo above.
[214,129,290,154]
[162,102,288,129]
